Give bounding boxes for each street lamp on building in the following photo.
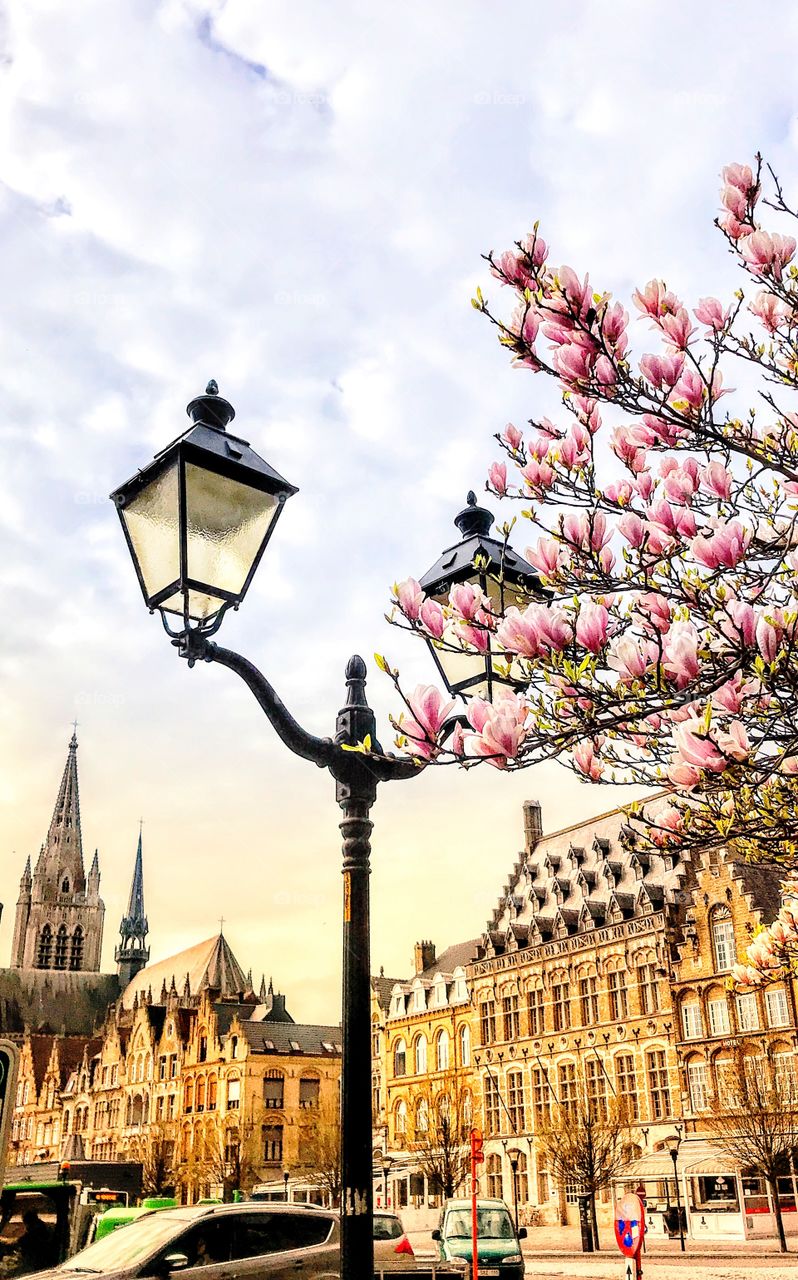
[501,1139,521,1237]
[381,1154,393,1208]
[110,382,535,1280]
[664,1128,685,1251]
[283,1170,290,1202]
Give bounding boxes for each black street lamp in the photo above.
[111,383,533,1280]
[664,1129,686,1251]
[381,1154,392,1208]
[283,1170,290,1202]
[501,1139,520,1237]
[417,491,543,701]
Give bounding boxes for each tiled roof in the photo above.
[121,933,248,1009]
[732,860,783,923]
[241,1021,341,1057]
[484,802,685,956]
[371,973,404,1013]
[419,940,480,978]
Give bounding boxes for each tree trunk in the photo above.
[769,1175,788,1253]
[590,1194,600,1251]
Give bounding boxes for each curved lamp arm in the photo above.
[176,630,425,786]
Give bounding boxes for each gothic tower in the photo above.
[115,825,150,987]
[10,731,105,970]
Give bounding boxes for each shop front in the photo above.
[616,1140,798,1242]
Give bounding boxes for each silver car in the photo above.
[37,1203,340,1280]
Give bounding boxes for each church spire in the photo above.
[116,825,150,988]
[36,730,85,888]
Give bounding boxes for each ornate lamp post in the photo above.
[110,382,535,1279]
[664,1128,685,1251]
[501,1139,521,1237]
[381,1154,393,1208]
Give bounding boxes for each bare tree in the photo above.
[194,1116,256,1202]
[535,1063,635,1249]
[409,1071,476,1199]
[128,1124,178,1198]
[704,1044,798,1253]
[299,1099,342,1207]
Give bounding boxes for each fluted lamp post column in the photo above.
[110,382,537,1279]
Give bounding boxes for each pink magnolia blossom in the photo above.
[667,760,701,788]
[576,601,609,653]
[488,461,508,494]
[637,592,671,633]
[503,422,523,450]
[538,605,574,651]
[692,520,751,570]
[526,537,566,578]
[521,230,549,267]
[401,685,455,759]
[639,351,685,389]
[573,739,603,780]
[457,622,490,653]
[715,720,750,762]
[558,424,592,470]
[750,290,784,334]
[617,512,646,548]
[450,582,487,622]
[611,426,648,474]
[663,621,700,689]
[722,162,755,194]
[607,635,658,683]
[718,600,757,648]
[561,510,610,553]
[466,690,529,769]
[740,230,797,281]
[672,721,728,773]
[646,499,696,541]
[694,296,729,330]
[492,249,534,290]
[701,461,733,500]
[554,340,596,384]
[670,367,705,410]
[632,279,681,320]
[520,458,555,492]
[496,605,545,658]
[603,480,634,506]
[570,395,602,434]
[419,598,445,640]
[394,578,424,621]
[660,457,700,504]
[660,307,696,350]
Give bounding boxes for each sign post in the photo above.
[614,1191,645,1280]
[470,1129,484,1280]
[0,1040,20,1189]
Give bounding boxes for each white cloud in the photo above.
[0,0,797,1021]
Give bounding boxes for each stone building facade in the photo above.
[8,934,342,1203]
[377,799,798,1236]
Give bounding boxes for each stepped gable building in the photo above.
[464,798,689,1226]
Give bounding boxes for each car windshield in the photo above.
[60,1212,197,1272]
[445,1208,515,1239]
[373,1215,403,1241]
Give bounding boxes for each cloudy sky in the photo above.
[1,0,797,1022]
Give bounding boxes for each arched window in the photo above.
[395,1099,408,1138]
[36,926,53,970]
[230,1036,238,1059]
[711,907,736,972]
[131,1094,144,1127]
[486,1152,502,1199]
[54,926,68,970]
[415,1098,429,1133]
[459,1024,471,1068]
[511,1150,528,1205]
[184,1079,194,1112]
[208,1075,217,1110]
[436,1029,450,1072]
[462,1090,473,1129]
[62,1109,71,1135]
[393,1039,407,1078]
[196,1077,206,1112]
[61,877,70,894]
[414,1036,427,1075]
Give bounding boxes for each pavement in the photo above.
[406,1226,798,1279]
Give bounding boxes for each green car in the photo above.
[432,1198,526,1280]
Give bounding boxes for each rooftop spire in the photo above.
[116,825,150,986]
[38,731,84,885]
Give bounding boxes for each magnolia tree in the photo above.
[387,156,798,987]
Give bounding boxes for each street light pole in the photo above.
[181,635,420,1278]
[665,1130,685,1253]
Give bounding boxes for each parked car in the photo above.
[432,1198,526,1280]
[372,1210,414,1265]
[32,1202,340,1280]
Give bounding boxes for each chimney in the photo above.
[414,940,436,974]
[523,800,543,850]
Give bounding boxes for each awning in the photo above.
[618,1140,742,1182]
